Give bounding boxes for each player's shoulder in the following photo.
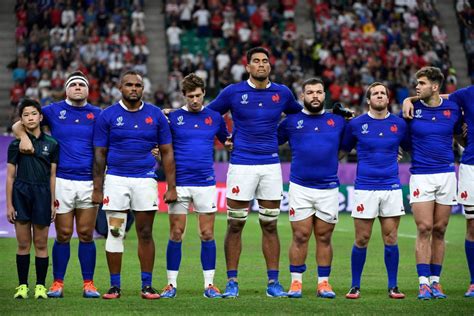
[101,102,121,114]
[42,100,65,112]
[325,112,345,123]
[202,106,223,118]
[269,82,292,94]
[349,113,369,125]
[85,103,102,114]
[168,107,185,119]
[441,98,460,110]
[282,110,303,122]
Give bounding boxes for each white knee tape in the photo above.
[259,207,280,222]
[465,206,474,214]
[227,207,248,221]
[105,211,127,253]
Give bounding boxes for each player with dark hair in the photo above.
[7,98,58,299]
[403,84,474,298]
[206,46,302,298]
[159,73,229,299]
[12,71,102,298]
[278,78,345,299]
[341,82,409,299]
[93,70,177,299]
[401,67,461,299]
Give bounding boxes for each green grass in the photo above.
[1,213,472,315]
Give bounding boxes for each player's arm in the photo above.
[158,143,177,203]
[6,163,16,224]
[50,162,57,222]
[216,116,233,151]
[92,146,108,205]
[402,96,421,119]
[339,122,356,160]
[12,120,34,154]
[277,119,289,145]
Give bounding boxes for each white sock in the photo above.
[167,270,179,288]
[291,272,303,283]
[419,276,429,285]
[318,276,329,284]
[430,276,440,284]
[203,269,215,288]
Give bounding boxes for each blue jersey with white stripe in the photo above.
[405,99,461,174]
[449,86,474,165]
[278,111,345,189]
[341,113,408,190]
[42,100,101,181]
[93,102,172,178]
[207,80,301,165]
[169,107,229,186]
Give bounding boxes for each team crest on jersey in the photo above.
[240,94,249,104]
[205,116,213,126]
[361,123,369,134]
[272,93,280,103]
[145,116,153,125]
[414,109,422,118]
[327,118,335,127]
[86,112,95,120]
[390,124,398,133]
[443,110,451,118]
[116,116,124,126]
[177,116,185,125]
[42,144,50,156]
[296,120,304,129]
[58,110,67,120]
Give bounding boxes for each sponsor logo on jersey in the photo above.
[116,116,124,126]
[177,115,185,125]
[240,94,249,104]
[59,110,67,120]
[414,109,422,118]
[361,123,369,134]
[296,120,304,129]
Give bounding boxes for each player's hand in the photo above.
[151,145,161,161]
[51,205,56,223]
[92,189,104,205]
[19,136,34,154]
[224,136,233,152]
[162,108,171,116]
[402,98,414,119]
[7,206,16,224]
[163,187,177,204]
[332,102,355,120]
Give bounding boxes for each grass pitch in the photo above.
[0,213,472,315]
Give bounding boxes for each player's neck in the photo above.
[422,94,442,107]
[368,108,389,119]
[66,98,87,107]
[25,126,41,138]
[248,77,270,89]
[121,99,142,111]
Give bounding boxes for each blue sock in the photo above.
[430,263,442,278]
[78,241,96,281]
[52,241,70,281]
[318,266,331,278]
[416,264,430,278]
[110,273,121,288]
[166,240,182,271]
[227,270,238,280]
[267,270,279,283]
[289,264,306,273]
[141,271,152,288]
[384,244,399,288]
[201,240,216,271]
[351,245,367,288]
[466,240,474,284]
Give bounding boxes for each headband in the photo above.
[65,76,89,89]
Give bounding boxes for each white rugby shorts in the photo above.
[168,186,217,214]
[352,189,405,219]
[102,175,158,211]
[55,177,95,214]
[409,172,457,205]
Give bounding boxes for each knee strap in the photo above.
[259,207,280,222]
[227,207,248,221]
[105,211,127,253]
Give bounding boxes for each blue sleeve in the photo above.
[454,111,464,136]
[93,111,109,147]
[399,121,411,152]
[216,115,230,144]
[277,118,289,145]
[340,122,356,152]
[41,105,52,127]
[207,86,232,114]
[156,111,172,145]
[449,88,467,109]
[283,87,302,115]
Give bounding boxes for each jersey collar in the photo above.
[119,100,144,111]
[420,97,443,107]
[302,108,325,115]
[182,105,204,112]
[247,79,271,89]
[65,98,87,107]
[368,110,390,119]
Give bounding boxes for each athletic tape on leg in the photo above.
[227,207,248,221]
[105,211,127,253]
[259,207,280,222]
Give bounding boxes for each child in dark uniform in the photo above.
[6,98,59,299]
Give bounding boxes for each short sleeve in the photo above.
[277,118,289,145]
[340,121,356,152]
[7,141,19,165]
[93,111,110,147]
[207,85,232,115]
[156,110,172,145]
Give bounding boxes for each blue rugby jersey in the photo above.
[169,106,229,186]
[278,111,345,189]
[42,100,101,180]
[341,113,408,190]
[207,80,302,165]
[449,86,474,165]
[404,99,461,174]
[93,101,172,178]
